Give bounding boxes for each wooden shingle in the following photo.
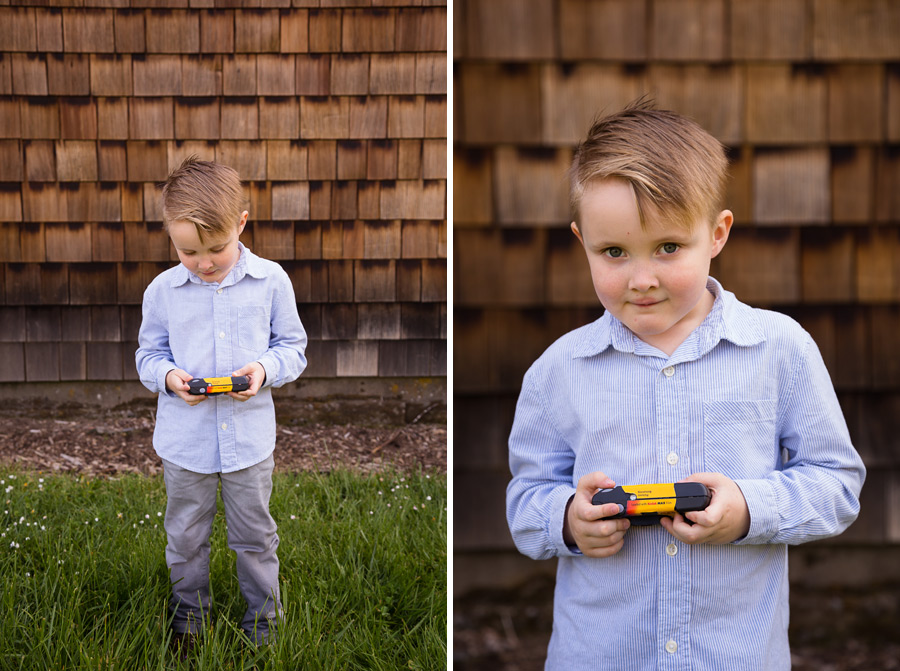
[370,53,416,94]
[421,258,445,302]
[46,223,92,262]
[86,342,123,380]
[56,140,98,181]
[182,55,221,96]
[331,180,358,220]
[458,63,541,145]
[342,9,395,53]
[23,141,53,183]
[874,147,900,224]
[199,10,234,54]
[145,9,200,53]
[235,9,280,53]
[296,54,330,95]
[23,184,67,222]
[0,187,23,225]
[98,140,127,181]
[258,54,296,95]
[358,303,400,340]
[832,146,874,224]
[12,54,48,96]
[97,97,128,140]
[0,98,22,139]
[20,98,60,140]
[25,342,59,381]
[387,95,424,138]
[280,10,309,54]
[857,228,900,303]
[889,65,900,142]
[401,219,438,258]
[828,65,884,143]
[322,303,358,340]
[336,340,378,377]
[253,221,294,259]
[271,181,310,220]
[714,228,801,305]
[143,182,163,223]
[422,137,444,179]
[355,259,395,301]
[309,181,332,219]
[114,10,146,53]
[307,140,336,179]
[753,148,830,224]
[5,263,42,305]
[337,140,366,179]
[363,219,400,258]
[221,97,260,139]
[813,0,900,60]
[322,220,343,259]
[294,221,322,259]
[397,138,421,178]
[328,259,354,301]
[801,229,855,304]
[223,55,257,96]
[0,56,10,96]
[36,9,63,53]
[216,140,266,180]
[130,97,174,139]
[174,97,220,139]
[18,223,44,264]
[349,95,388,138]
[124,222,169,261]
[730,0,810,60]
[465,0,553,60]
[331,54,369,95]
[70,263,118,305]
[90,55,133,96]
[341,219,365,259]
[396,6,446,52]
[300,96,349,138]
[747,64,826,144]
[63,8,115,53]
[380,179,444,220]
[133,55,183,96]
[309,9,342,53]
[494,146,569,225]
[267,140,308,180]
[357,180,380,219]
[0,141,23,182]
[415,52,444,95]
[59,98,98,140]
[259,96,299,138]
[0,7,38,53]
[558,0,646,60]
[126,141,168,182]
[93,222,125,262]
[250,181,272,221]
[48,54,90,96]
[366,139,397,179]
[651,0,725,61]
[453,148,492,225]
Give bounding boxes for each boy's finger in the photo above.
[576,471,616,496]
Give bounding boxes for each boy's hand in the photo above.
[563,471,631,558]
[227,361,266,402]
[660,472,751,545]
[165,368,206,406]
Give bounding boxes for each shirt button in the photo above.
[663,366,675,377]
[666,543,678,557]
[667,452,679,466]
[219,331,225,339]
[217,289,223,294]
[221,423,227,431]
[666,640,677,654]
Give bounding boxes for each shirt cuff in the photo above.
[733,478,779,545]
[256,354,277,388]
[549,486,581,556]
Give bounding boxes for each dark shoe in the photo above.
[170,632,197,660]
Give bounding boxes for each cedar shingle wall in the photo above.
[0,1,448,385]
[454,0,900,585]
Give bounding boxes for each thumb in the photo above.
[231,363,253,377]
[576,470,616,498]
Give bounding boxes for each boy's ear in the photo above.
[238,210,249,235]
[710,210,733,259]
[570,221,584,245]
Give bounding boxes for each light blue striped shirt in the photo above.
[136,243,307,474]
[507,277,865,670]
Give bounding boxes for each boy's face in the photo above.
[572,178,732,355]
[168,211,248,284]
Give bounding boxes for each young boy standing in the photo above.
[136,157,307,646]
[506,103,866,670]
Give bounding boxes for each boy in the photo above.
[136,156,307,647]
[506,102,865,670]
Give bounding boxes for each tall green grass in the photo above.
[0,468,446,670]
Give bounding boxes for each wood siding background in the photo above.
[0,0,447,389]
[454,0,900,593]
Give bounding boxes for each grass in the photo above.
[0,467,446,670]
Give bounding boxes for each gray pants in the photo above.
[162,454,281,643]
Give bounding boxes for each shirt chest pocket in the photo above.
[237,305,270,353]
[703,399,778,479]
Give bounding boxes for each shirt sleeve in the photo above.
[135,283,176,396]
[506,367,581,560]
[735,334,866,546]
[256,270,308,389]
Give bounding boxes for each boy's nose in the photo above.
[628,265,659,292]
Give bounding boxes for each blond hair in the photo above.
[570,100,728,230]
[161,156,246,241]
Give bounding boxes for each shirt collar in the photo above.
[169,242,269,288]
[572,277,765,360]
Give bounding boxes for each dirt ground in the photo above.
[0,396,446,477]
[454,575,900,671]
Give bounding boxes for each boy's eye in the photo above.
[603,247,625,258]
[211,247,225,253]
[661,242,679,254]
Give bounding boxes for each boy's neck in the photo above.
[633,287,716,357]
